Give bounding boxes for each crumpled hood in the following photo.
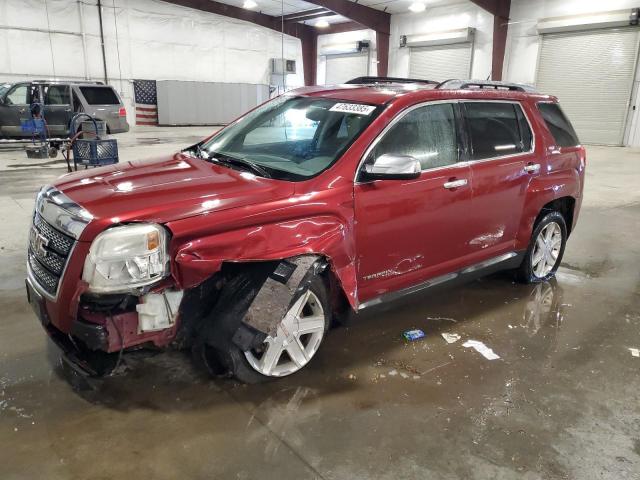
[54,153,294,239]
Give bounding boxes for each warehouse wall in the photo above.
[316,29,377,84]
[504,0,640,83]
[0,0,304,127]
[504,0,640,146]
[389,2,493,80]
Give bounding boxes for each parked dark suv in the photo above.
[0,80,129,138]
[25,78,585,383]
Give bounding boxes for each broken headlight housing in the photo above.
[82,223,169,293]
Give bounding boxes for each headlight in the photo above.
[82,224,169,293]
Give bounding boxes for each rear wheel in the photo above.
[516,211,567,284]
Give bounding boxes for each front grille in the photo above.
[33,214,73,255]
[28,214,75,296]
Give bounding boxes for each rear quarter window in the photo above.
[537,103,580,147]
[79,86,120,105]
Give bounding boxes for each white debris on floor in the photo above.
[462,340,501,360]
[629,348,640,357]
[426,316,457,323]
[441,333,461,344]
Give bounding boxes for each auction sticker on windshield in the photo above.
[329,103,376,115]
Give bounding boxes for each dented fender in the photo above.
[166,185,360,309]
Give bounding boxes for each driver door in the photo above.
[0,83,32,137]
[354,102,474,302]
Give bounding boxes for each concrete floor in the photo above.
[1,130,639,479]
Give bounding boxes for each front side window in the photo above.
[79,86,120,105]
[0,83,11,98]
[537,102,579,148]
[200,96,379,180]
[464,102,529,160]
[5,85,28,105]
[371,103,458,170]
[44,85,70,105]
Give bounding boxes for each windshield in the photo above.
[199,96,380,180]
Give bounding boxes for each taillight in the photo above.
[118,107,126,117]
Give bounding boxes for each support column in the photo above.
[492,14,509,80]
[300,30,318,86]
[376,31,389,77]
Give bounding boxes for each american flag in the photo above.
[133,79,158,126]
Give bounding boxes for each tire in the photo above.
[204,274,331,384]
[516,211,567,284]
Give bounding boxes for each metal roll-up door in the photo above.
[536,27,640,145]
[409,43,473,82]
[325,53,369,85]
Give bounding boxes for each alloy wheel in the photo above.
[244,290,326,377]
[531,222,562,278]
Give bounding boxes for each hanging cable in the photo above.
[43,0,57,77]
[112,0,123,91]
[97,0,109,84]
[281,0,285,93]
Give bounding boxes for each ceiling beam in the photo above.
[302,0,390,34]
[282,8,331,22]
[468,0,510,18]
[162,0,312,38]
[320,20,366,34]
[160,0,318,85]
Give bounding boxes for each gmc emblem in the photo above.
[29,227,49,258]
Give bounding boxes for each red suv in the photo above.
[26,78,585,382]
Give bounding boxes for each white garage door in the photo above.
[325,53,369,85]
[536,28,640,145]
[409,43,473,82]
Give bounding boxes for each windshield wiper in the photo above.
[210,153,271,179]
[194,144,210,160]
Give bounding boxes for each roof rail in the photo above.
[346,76,438,86]
[435,79,537,93]
[31,80,105,85]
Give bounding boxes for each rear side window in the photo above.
[43,85,70,105]
[537,103,579,147]
[372,103,458,170]
[464,102,531,160]
[79,86,120,105]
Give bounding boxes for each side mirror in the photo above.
[361,153,421,181]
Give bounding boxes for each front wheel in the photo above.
[516,211,567,284]
[207,275,331,384]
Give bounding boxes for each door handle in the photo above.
[524,163,541,174]
[443,178,468,189]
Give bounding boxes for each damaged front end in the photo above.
[28,188,341,381]
[27,186,189,377]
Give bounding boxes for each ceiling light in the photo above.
[408,2,426,12]
[243,0,257,9]
[315,19,330,28]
